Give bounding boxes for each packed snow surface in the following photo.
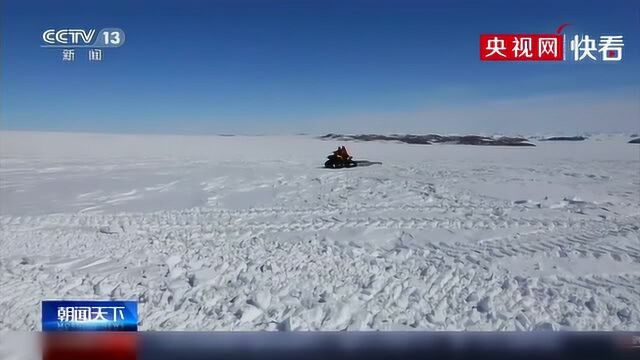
[1,131,639,331]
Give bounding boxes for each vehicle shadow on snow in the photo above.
[354,160,382,167]
[317,160,382,169]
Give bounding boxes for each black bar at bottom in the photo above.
[140,332,640,360]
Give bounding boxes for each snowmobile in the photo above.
[324,153,358,169]
[324,146,381,169]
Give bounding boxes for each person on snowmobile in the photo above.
[333,146,342,159]
[333,146,347,161]
[338,146,351,160]
[325,146,357,168]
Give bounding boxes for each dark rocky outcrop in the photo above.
[540,136,586,141]
[629,138,640,144]
[320,133,535,146]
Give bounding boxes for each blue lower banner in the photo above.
[42,300,138,332]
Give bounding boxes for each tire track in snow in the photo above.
[1,209,638,331]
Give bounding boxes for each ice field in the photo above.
[1,131,639,331]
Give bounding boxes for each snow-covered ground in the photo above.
[1,131,639,331]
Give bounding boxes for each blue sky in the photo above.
[2,0,638,134]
